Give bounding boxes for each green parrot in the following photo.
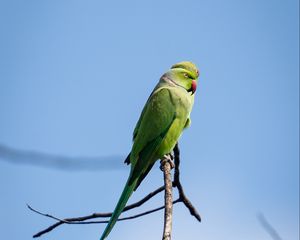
[100,61,199,240]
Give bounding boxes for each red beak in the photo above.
[191,80,197,95]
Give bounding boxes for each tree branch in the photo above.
[0,144,123,171]
[258,213,282,240]
[29,143,201,238]
[30,185,167,238]
[173,144,201,222]
[160,155,174,240]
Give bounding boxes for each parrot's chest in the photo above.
[170,88,193,118]
[156,88,192,156]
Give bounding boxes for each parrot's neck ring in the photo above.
[161,76,187,92]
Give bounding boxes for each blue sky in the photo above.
[0,0,299,239]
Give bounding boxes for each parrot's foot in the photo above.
[160,154,175,170]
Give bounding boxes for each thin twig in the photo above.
[31,185,166,238]
[258,213,282,240]
[28,199,181,225]
[27,204,69,223]
[0,144,123,171]
[173,144,201,222]
[161,156,174,240]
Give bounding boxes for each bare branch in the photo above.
[27,204,69,223]
[29,143,202,238]
[0,144,123,171]
[160,156,174,240]
[258,213,282,240]
[29,200,182,225]
[173,144,201,222]
[31,185,167,238]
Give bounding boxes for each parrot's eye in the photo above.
[183,73,189,78]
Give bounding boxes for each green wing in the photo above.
[124,88,157,165]
[100,87,177,240]
[132,88,157,141]
[129,87,177,185]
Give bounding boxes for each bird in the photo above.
[100,61,199,240]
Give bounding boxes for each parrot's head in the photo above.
[163,61,199,95]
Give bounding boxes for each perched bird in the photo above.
[100,61,199,240]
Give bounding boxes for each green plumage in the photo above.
[100,61,199,240]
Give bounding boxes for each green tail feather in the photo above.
[100,177,137,240]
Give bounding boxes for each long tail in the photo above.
[100,176,138,240]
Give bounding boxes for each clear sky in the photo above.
[0,0,299,239]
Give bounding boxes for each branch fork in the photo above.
[29,143,201,238]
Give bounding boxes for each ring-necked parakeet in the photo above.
[100,61,199,240]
